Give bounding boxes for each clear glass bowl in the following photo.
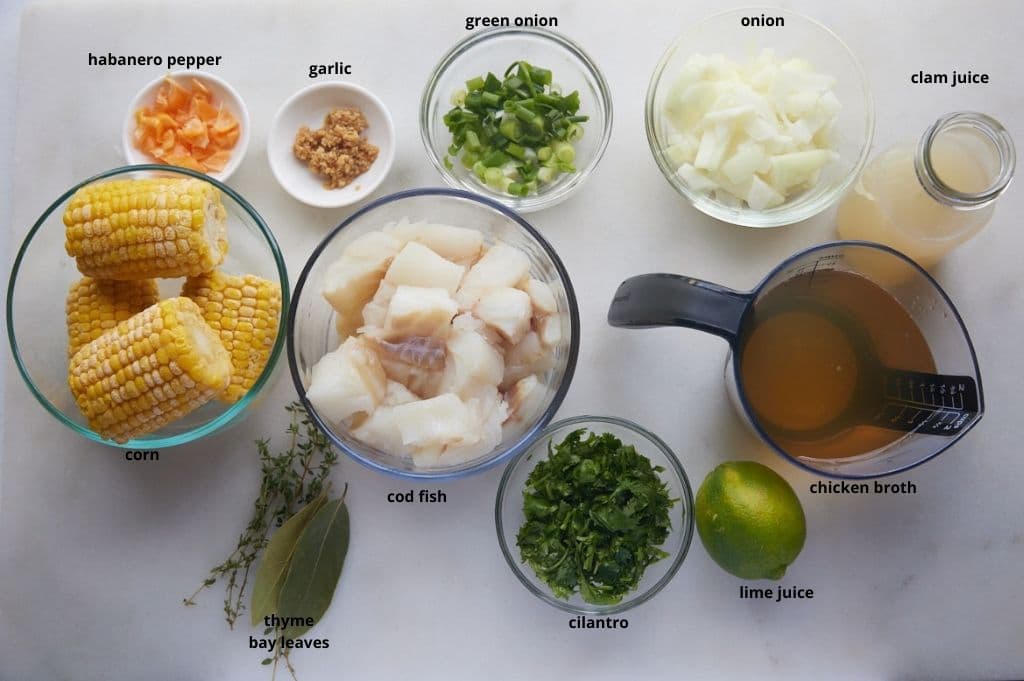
[420,27,612,213]
[646,7,874,227]
[496,416,694,615]
[287,188,580,479]
[6,164,290,447]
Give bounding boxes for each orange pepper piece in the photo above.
[132,75,241,173]
[180,117,210,149]
[201,149,232,172]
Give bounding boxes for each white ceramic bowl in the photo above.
[268,82,395,208]
[122,70,250,182]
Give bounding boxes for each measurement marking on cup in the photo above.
[875,370,980,436]
[885,377,967,411]
[804,255,839,289]
[808,258,820,288]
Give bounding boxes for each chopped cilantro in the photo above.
[516,429,677,605]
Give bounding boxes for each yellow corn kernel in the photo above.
[66,277,160,357]
[68,297,232,443]
[63,177,228,280]
[182,271,282,403]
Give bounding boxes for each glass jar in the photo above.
[836,112,1015,268]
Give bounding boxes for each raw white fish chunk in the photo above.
[520,278,557,316]
[456,242,531,307]
[384,241,465,295]
[474,287,533,345]
[322,231,403,338]
[306,337,387,424]
[383,221,485,266]
[440,326,504,398]
[392,393,478,449]
[383,286,458,340]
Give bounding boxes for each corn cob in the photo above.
[63,177,228,280]
[182,271,282,403]
[66,277,160,357]
[69,297,232,443]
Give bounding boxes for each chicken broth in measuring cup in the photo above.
[609,241,984,477]
[739,269,935,460]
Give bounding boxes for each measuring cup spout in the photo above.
[607,273,750,344]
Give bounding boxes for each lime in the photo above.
[695,461,806,580]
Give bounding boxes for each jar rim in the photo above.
[915,111,1016,209]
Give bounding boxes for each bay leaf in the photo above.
[249,490,328,627]
[278,497,350,639]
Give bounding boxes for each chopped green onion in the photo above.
[484,167,504,187]
[506,143,527,161]
[482,149,508,167]
[499,117,522,141]
[513,104,538,125]
[484,73,502,92]
[553,141,575,163]
[531,67,552,86]
[441,60,588,197]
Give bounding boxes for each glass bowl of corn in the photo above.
[6,165,289,447]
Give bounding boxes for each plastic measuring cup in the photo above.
[607,241,984,479]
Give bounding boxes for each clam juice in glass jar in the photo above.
[837,112,1015,268]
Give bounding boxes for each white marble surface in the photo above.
[2,0,1022,679]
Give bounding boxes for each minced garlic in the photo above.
[293,108,379,189]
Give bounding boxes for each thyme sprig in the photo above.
[184,402,338,631]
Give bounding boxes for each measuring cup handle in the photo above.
[607,273,751,344]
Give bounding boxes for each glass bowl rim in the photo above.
[286,186,581,480]
[643,5,876,228]
[419,25,614,213]
[6,163,291,448]
[495,414,696,615]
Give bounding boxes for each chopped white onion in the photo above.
[663,49,841,210]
